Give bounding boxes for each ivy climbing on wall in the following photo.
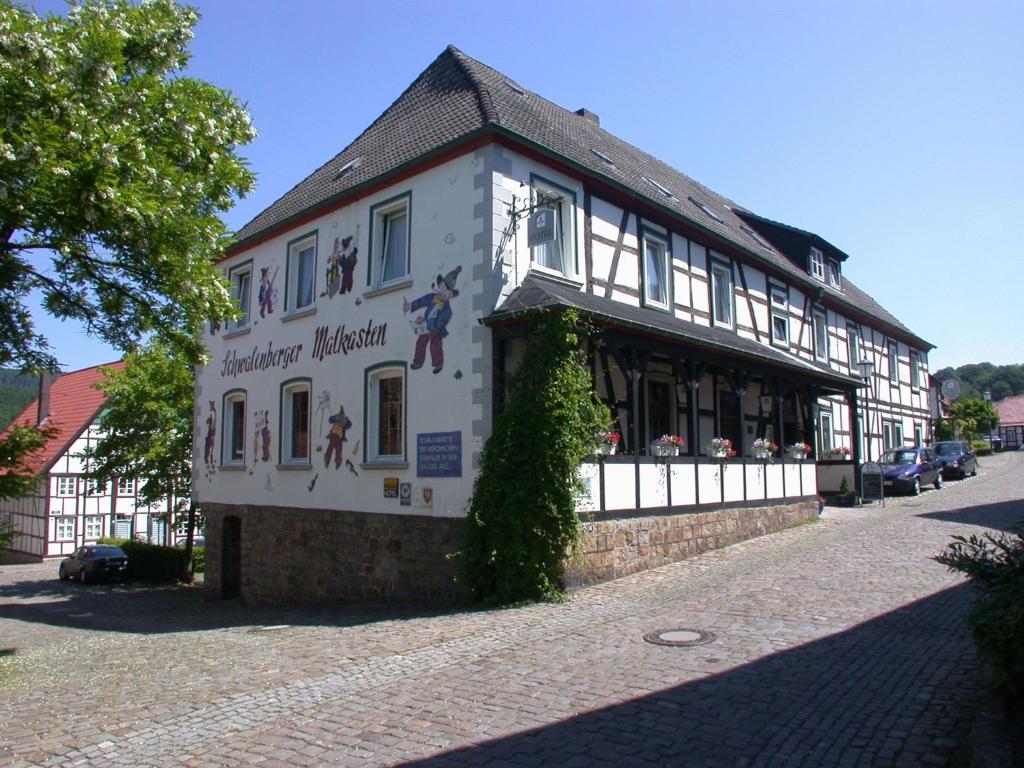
[458,309,610,604]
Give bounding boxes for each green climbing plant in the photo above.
[458,309,610,604]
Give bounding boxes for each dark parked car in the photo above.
[932,440,978,480]
[58,545,128,583]
[879,447,943,495]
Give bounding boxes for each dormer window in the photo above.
[827,259,841,288]
[809,246,825,281]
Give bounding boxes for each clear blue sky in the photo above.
[28,0,1024,373]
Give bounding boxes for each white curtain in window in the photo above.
[382,212,408,283]
[645,240,666,304]
[296,247,315,308]
[713,267,732,325]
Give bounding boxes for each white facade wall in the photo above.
[195,155,483,520]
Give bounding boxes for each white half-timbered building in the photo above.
[0,363,180,562]
[196,46,933,604]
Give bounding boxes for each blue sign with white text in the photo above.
[417,431,462,477]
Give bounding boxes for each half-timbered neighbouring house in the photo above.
[196,46,933,604]
[0,363,180,562]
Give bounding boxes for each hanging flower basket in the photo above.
[650,434,685,458]
[787,442,811,460]
[707,437,735,460]
[595,431,620,456]
[752,438,778,461]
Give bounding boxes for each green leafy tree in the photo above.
[0,0,256,371]
[948,398,999,440]
[83,339,198,577]
[459,310,610,604]
[0,422,54,501]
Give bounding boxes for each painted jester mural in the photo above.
[324,404,352,469]
[403,265,461,374]
[203,400,217,476]
[324,229,359,299]
[258,265,279,318]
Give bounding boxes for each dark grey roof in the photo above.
[234,45,929,349]
[487,272,863,391]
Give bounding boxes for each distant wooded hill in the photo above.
[0,369,39,429]
[934,363,1024,401]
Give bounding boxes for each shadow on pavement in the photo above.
[0,567,466,635]
[916,498,1024,534]
[400,584,981,767]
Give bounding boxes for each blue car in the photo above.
[880,447,943,495]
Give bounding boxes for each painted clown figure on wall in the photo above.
[324,404,352,469]
[404,265,461,374]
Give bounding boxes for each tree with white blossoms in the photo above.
[0,0,256,371]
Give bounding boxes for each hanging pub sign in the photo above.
[527,206,557,247]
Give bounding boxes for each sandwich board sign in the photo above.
[860,461,884,506]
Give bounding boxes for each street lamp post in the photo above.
[983,389,995,452]
[856,360,875,461]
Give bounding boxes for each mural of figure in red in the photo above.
[404,265,460,375]
[324,232,358,299]
[324,404,352,469]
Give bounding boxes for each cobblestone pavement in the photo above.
[2,452,1022,768]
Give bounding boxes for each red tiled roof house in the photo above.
[1,363,180,562]
[995,395,1024,450]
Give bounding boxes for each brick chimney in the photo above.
[37,373,53,427]
[574,107,600,125]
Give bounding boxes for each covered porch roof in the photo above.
[484,272,864,395]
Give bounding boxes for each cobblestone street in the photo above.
[2,452,1022,767]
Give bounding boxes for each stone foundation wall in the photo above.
[564,500,819,588]
[202,503,465,605]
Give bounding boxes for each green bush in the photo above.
[192,545,204,574]
[97,537,188,582]
[458,309,610,604]
[935,524,1024,694]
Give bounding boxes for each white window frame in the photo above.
[55,517,75,541]
[641,230,670,310]
[847,325,861,367]
[813,310,828,362]
[914,424,923,447]
[280,379,312,466]
[888,340,899,383]
[369,193,411,289]
[227,261,252,332]
[530,177,577,279]
[56,476,76,497]
[85,515,102,540]
[116,477,135,496]
[364,363,406,465]
[819,411,834,454]
[710,258,734,329]
[770,285,789,347]
[827,259,841,288]
[285,232,317,313]
[895,422,905,447]
[910,351,921,388]
[809,246,825,281]
[222,390,247,466]
[85,478,106,496]
[883,421,894,450]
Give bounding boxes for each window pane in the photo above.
[290,389,309,460]
[382,212,408,283]
[645,240,666,304]
[713,267,732,325]
[230,399,246,461]
[378,376,403,457]
[296,247,315,308]
[234,271,251,327]
[848,331,860,364]
[815,315,827,358]
[773,315,787,343]
[534,205,564,273]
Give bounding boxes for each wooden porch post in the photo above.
[849,388,863,497]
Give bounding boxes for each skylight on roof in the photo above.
[688,196,722,222]
[504,80,526,95]
[591,148,614,166]
[332,157,363,180]
[642,177,674,199]
[740,225,771,249]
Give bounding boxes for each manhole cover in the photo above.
[643,628,717,647]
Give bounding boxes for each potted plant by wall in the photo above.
[752,438,778,461]
[834,475,856,506]
[707,437,735,460]
[650,434,684,457]
[827,446,851,460]
[787,442,811,460]
[595,431,620,456]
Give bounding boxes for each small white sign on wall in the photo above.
[527,207,557,247]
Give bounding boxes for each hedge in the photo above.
[97,537,189,582]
